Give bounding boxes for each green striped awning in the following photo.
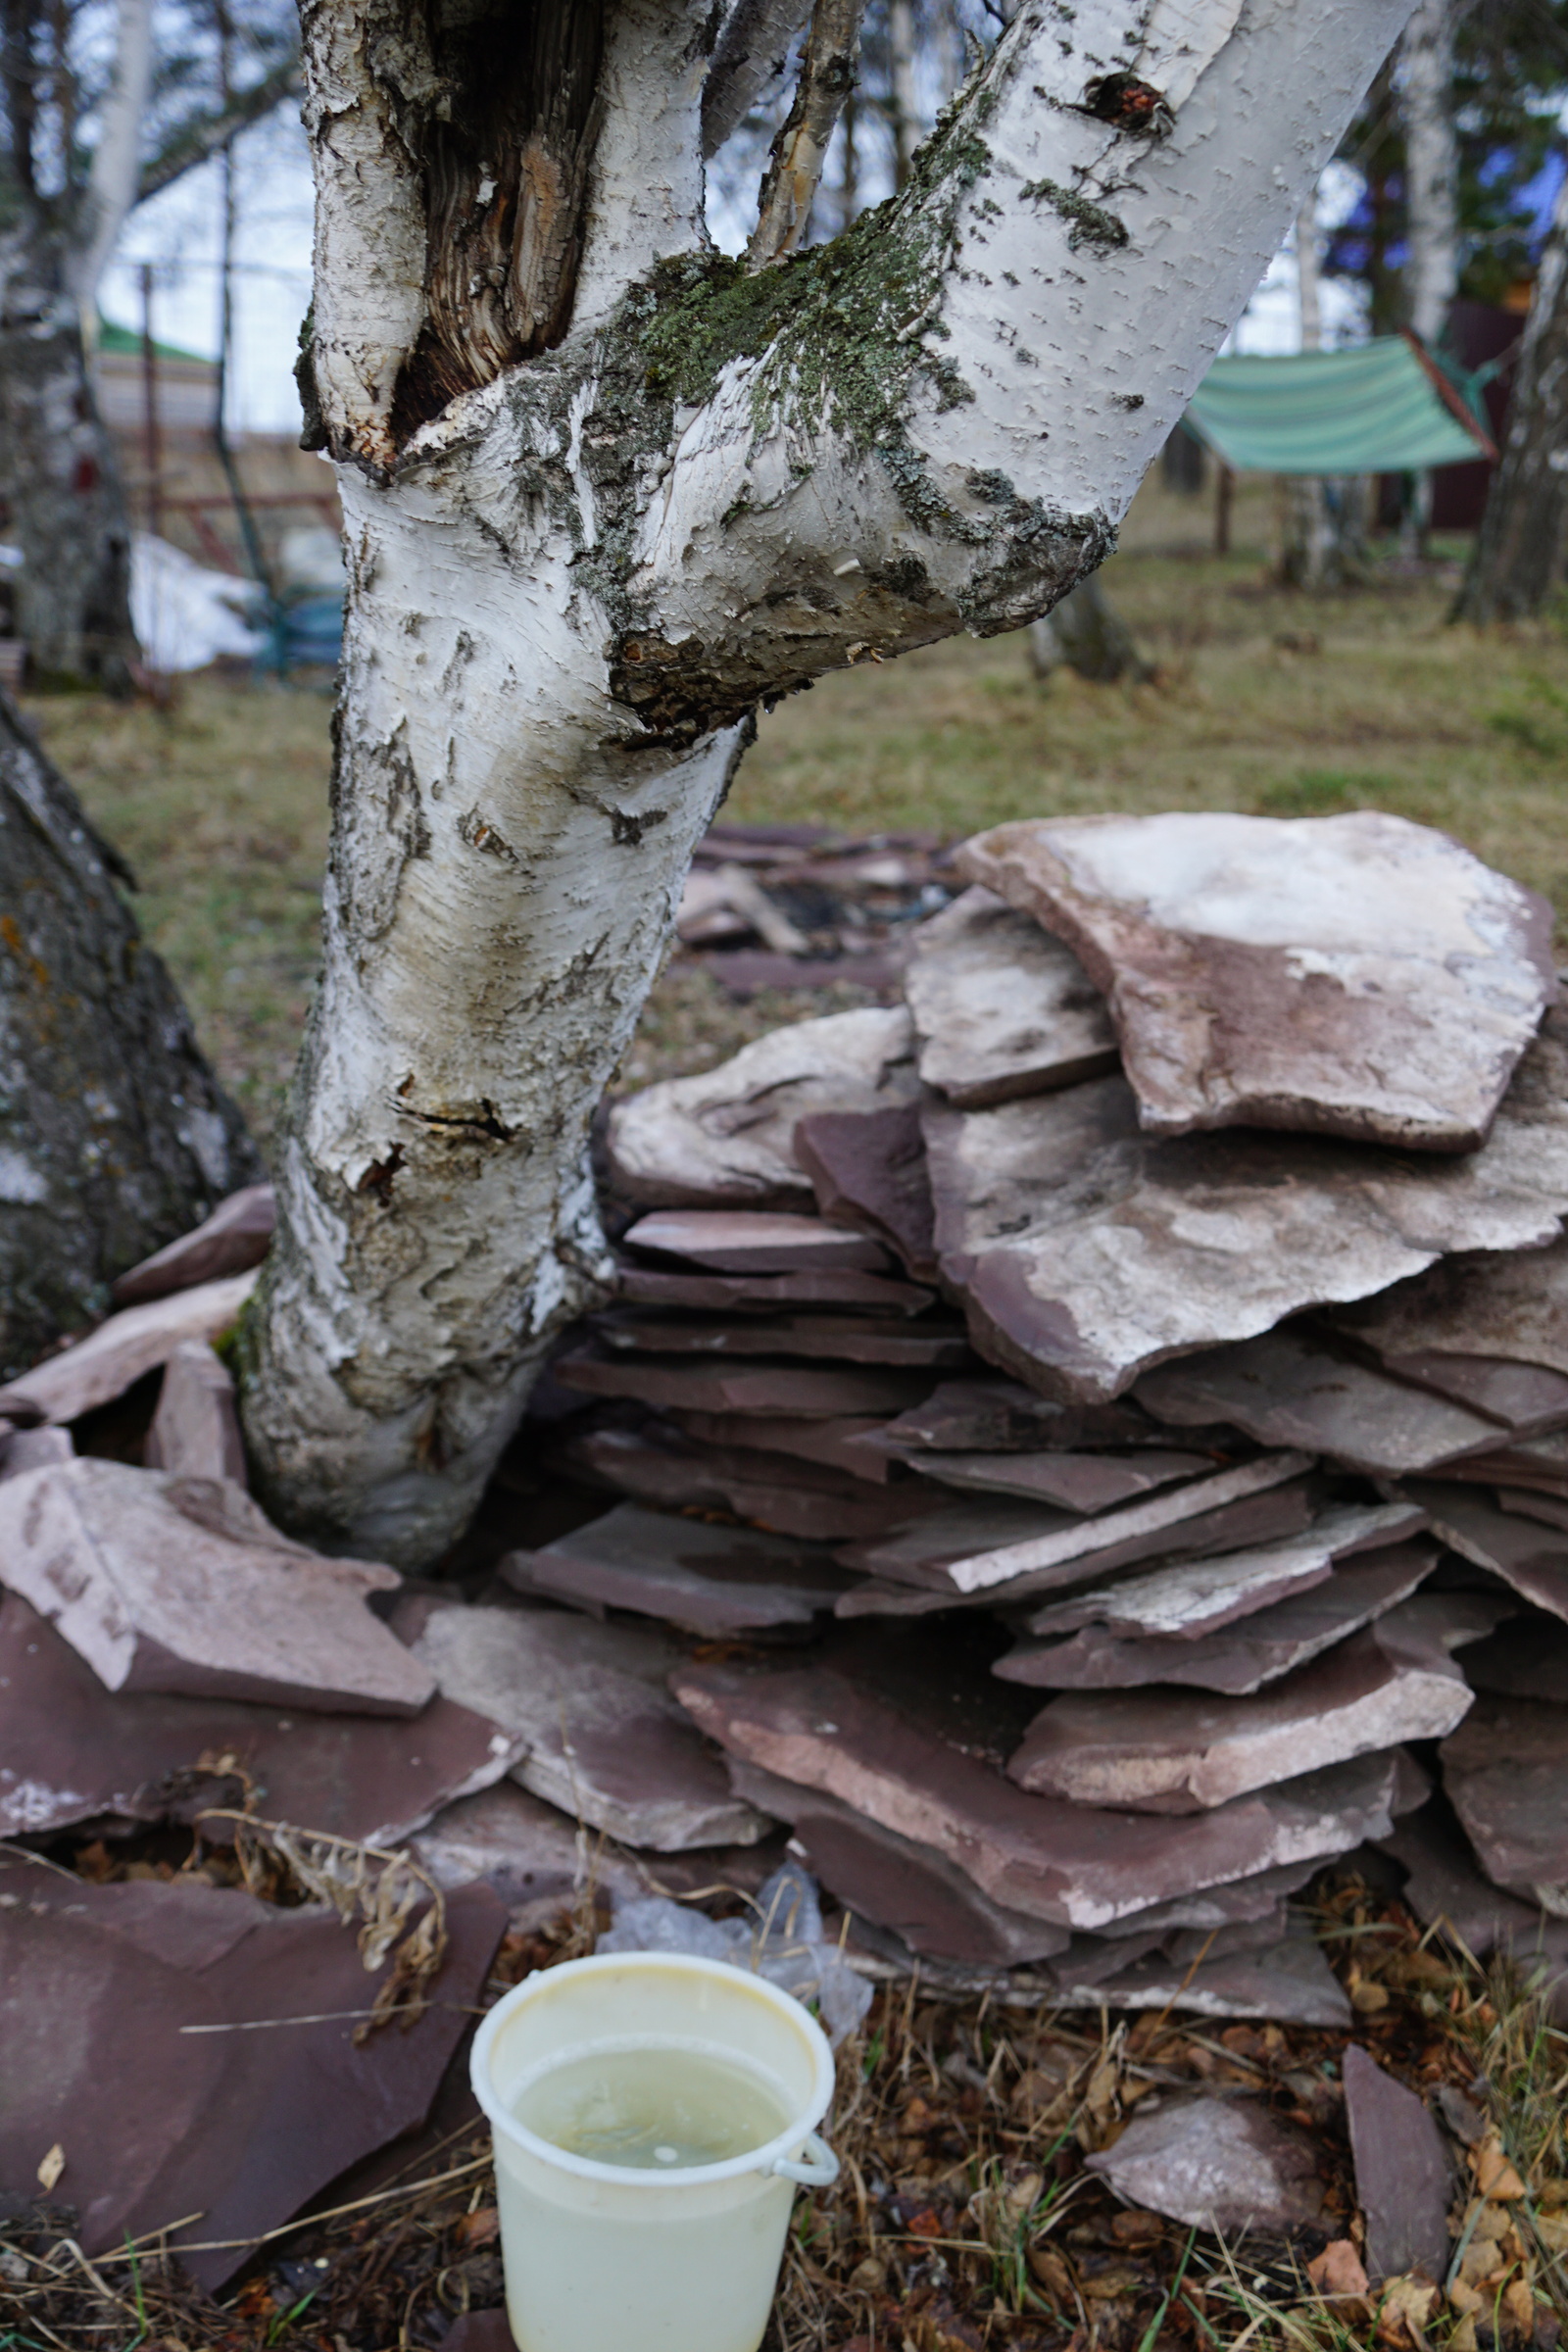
[1185,338,1495,477]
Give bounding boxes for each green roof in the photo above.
[1186,339,1494,476]
[97,315,214,368]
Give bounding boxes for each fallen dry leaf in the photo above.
[1308,2238,1370,2298]
[35,2142,64,2192]
[1475,2137,1528,2201]
[1376,2274,1441,2350]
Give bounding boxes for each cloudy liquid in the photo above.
[514,2044,790,2171]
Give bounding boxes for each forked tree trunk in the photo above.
[0,690,261,1376]
[1454,170,1568,623]
[242,0,1417,1568]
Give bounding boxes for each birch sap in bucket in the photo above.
[470,1951,840,2352]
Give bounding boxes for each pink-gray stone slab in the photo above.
[1329,1231,1568,1384]
[903,884,1118,1108]
[1440,1692,1568,1908]
[957,810,1556,1152]
[918,1007,1568,1405]
[1136,1324,1505,1476]
[793,1102,940,1281]
[1460,1610,1568,1701]
[398,1594,772,1851]
[1343,2043,1452,2283]
[615,1263,933,1315]
[143,1341,246,1483]
[0,1590,522,1845]
[0,1851,505,2289]
[873,1378,1153,1454]
[110,1181,275,1306]
[0,1457,433,1714]
[0,1270,259,1424]
[999,1542,1441,1693]
[1377,1803,1568,2015]
[0,1421,73,1479]
[1054,1927,1351,2029]
[605,1006,916,1208]
[554,1348,934,1420]
[906,1446,1214,1513]
[840,1452,1313,1597]
[621,1208,893,1274]
[671,1655,1414,1929]
[558,1423,937,1546]
[590,1308,973,1367]
[837,1479,1317,1618]
[1420,1428,1568,1497]
[1401,1482,1568,1621]
[1017,1500,1427,1642]
[1005,1623,1472,1812]
[1083,2096,1326,2231]
[670,1407,899,1482]
[499,1495,863,1626]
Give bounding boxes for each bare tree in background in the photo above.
[237,0,1416,1570]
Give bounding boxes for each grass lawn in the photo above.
[24,473,1568,1149]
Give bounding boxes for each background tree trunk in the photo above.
[1453,168,1568,623]
[243,0,1418,1570]
[1027,576,1152,686]
[1401,0,1459,347]
[0,688,262,1378]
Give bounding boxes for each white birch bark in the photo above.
[69,0,157,312]
[1400,0,1459,347]
[245,0,1418,1567]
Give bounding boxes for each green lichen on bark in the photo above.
[1019,176,1128,251]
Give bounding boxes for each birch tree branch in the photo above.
[702,0,813,156]
[137,54,304,205]
[69,0,154,306]
[747,0,864,269]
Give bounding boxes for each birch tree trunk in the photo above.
[242,0,1417,1569]
[1454,168,1568,623]
[1400,0,1459,349]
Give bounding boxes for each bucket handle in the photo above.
[769,2131,839,2187]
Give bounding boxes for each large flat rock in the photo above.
[1401,1482,1568,1621]
[671,1656,1413,1928]
[0,1270,259,1424]
[920,1007,1568,1403]
[1006,1619,1472,1812]
[1378,1801,1568,2008]
[559,1422,935,1545]
[1441,1692,1568,1908]
[1015,1500,1427,1642]
[605,1007,916,1208]
[670,1407,898,1482]
[1330,1230,1568,1385]
[499,1496,861,1627]
[1137,1324,1505,1476]
[621,1207,892,1273]
[957,811,1555,1152]
[615,1262,933,1315]
[590,1307,973,1368]
[143,1341,247,1483]
[998,1542,1440,1693]
[1460,1610,1568,1700]
[1343,2043,1452,2284]
[1084,2096,1325,2232]
[555,1348,933,1420]
[0,1590,521,1846]
[793,1102,940,1280]
[399,1596,772,1851]
[110,1181,275,1306]
[0,1856,505,2289]
[907,1446,1213,1513]
[903,885,1118,1108]
[0,1458,433,1714]
[842,1452,1314,1597]
[1054,1927,1351,2029]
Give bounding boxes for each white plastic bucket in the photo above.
[470,1951,840,2352]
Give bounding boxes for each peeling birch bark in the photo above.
[246,0,1417,1567]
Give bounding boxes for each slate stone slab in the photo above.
[1441,1692,1568,1907]
[1343,2043,1452,2283]
[621,1208,892,1274]
[1495,1489,1568,1533]
[957,810,1556,1152]
[1378,1802,1568,2008]
[837,1479,1318,1618]
[559,1424,937,1547]
[1330,1231,1568,1384]
[0,1422,74,1478]
[590,1309,973,1368]
[727,1759,1072,1968]
[605,1006,916,1208]
[615,1263,933,1316]
[919,1007,1568,1404]
[0,1270,259,1424]
[903,885,1118,1108]
[1005,1623,1472,1812]
[400,1595,773,1851]
[1084,2097,1325,2231]
[671,1656,1413,1928]
[1401,1482,1568,1621]
[793,1102,940,1280]
[998,1543,1441,1693]
[1016,1501,1427,1642]
[498,1496,862,1627]
[143,1342,246,1483]
[841,1452,1314,1597]
[1422,1430,1568,1497]
[0,1591,522,1845]
[670,1408,898,1483]
[1136,1325,1505,1476]
[907,1446,1214,1513]
[1461,1611,1568,1700]
[0,1854,505,2288]
[874,1378,1153,1454]
[555,1350,934,1420]
[110,1181,275,1306]
[0,1458,433,1714]
[1054,1928,1352,2029]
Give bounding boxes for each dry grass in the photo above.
[19,475,1568,1150]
